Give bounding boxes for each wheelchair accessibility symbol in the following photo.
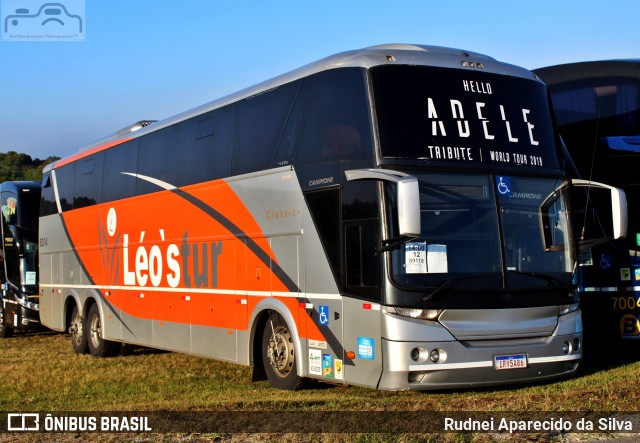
[599,253,612,269]
[496,176,512,195]
[319,305,330,326]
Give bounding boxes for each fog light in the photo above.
[572,338,581,353]
[410,347,428,362]
[408,371,426,383]
[430,349,440,363]
[562,341,571,355]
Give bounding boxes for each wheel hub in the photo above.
[267,326,294,377]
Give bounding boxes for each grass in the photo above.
[1,331,639,442]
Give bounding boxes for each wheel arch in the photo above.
[64,291,100,330]
[63,290,82,331]
[248,298,303,381]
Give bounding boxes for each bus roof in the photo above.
[47,43,540,172]
[534,59,640,86]
[0,181,41,194]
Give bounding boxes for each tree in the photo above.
[0,151,59,182]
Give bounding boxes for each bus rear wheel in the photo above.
[86,304,120,357]
[262,311,302,390]
[69,305,88,354]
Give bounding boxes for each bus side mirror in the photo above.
[396,176,420,237]
[345,168,421,237]
[569,180,627,250]
[540,180,627,252]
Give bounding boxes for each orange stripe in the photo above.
[54,137,132,168]
[61,180,296,325]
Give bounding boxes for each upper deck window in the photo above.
[296,68,373,165]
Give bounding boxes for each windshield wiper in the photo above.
[506,270,564,287]
[422,273,485,302]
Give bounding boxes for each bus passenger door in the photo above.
[302,186,345,383]
[341,220,383,388]
[304,292,344,382]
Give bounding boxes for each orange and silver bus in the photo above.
[38,44,626,390]
[0,181,40,337]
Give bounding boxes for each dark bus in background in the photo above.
[535,60,640,348]
[0,181,41,337]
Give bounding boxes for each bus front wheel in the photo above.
[86,304,120,357]
[262,311,302,390]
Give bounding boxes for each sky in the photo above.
[0,0,638,161]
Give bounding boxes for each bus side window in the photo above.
[1,190,17,224]
[179,108,232,186]
[137,125,181,196]
[40,173,56,216]
[55,163,76,212]
[273,77,315,167]
[74,153,104,209]
[102,139,139,203]
[305,188,342,286]
[342,181,381,301]
[345,222,380,290]
[231,80,300,176]
[296,68,373,165]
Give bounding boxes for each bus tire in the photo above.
[262,311,302,390]
[69,304,88,354]
[0,305,13,338]
[86,303,120,357]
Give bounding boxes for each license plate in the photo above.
[494,354,527,370]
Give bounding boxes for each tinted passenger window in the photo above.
[305,188,341,285]
[179,107,232,186]
[74,153,103,209]
[102,140,139,203]
[137,125,181,195]
[55,163,75,212]
[1,191,17,224]
[297,69,373,165]
[231,81,300,175]
[273,78,315,167]
[345,222,379,289]
[40,173,55,216]
[343,181,380,300]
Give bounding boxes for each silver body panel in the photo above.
[39,44,582,390]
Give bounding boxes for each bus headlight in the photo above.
[558,303,579,316]
[17,297,39,311]
[387,307,442,320]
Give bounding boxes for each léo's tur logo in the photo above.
[98,207,122,286]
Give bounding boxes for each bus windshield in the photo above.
[545,74,640,252]
[549,78,640,137]
[18,188,40,231]
[372,65,561,173]
[387,173,575,301]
